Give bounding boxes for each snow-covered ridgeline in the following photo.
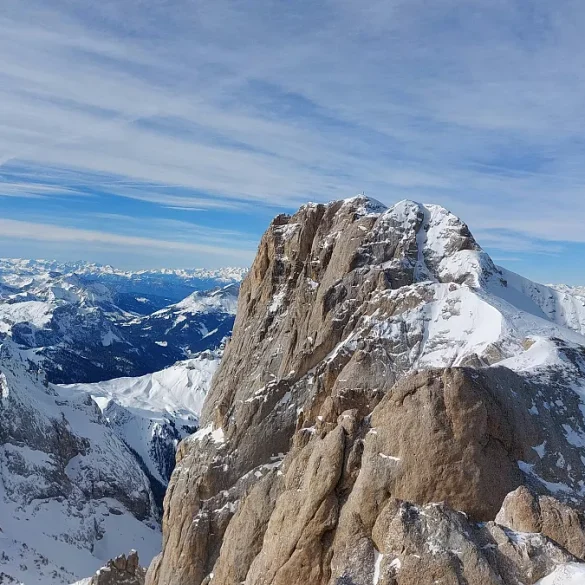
[61,349,222,486]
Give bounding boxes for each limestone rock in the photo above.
[145,197,585,585]
[496,486,585,560]
[366,500,575,585]
[85,551,146,585]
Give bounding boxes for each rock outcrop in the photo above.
[496,486,585,560]
[145,197,585,585]
[80,551,146,585]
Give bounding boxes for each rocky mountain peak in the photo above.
[200,197,498,425]
[258,196,495,310]
[142,197,585,585]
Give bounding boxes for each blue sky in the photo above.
[1,1,585,283]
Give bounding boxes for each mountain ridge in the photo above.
[144,196,585,585]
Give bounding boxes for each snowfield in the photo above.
[61,350,222,485]
[536,563,585,584]
[64,349,220,418]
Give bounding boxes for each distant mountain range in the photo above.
[0,259,245,383]
[0,258,246,299]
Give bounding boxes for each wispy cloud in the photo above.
[0,217,255,263]
[0,180,84,198]
[1,0,585,273]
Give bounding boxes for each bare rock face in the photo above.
[146,197,585,585]
[368,499,575,585]
[496,486,585,560]
[361,368,524,521]
[84,551,146,585]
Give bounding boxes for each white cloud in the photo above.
[0,218,255,263]
[0,181,82,198]
[1,0,585,253]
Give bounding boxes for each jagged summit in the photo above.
[282,196,496,287]
[146,196,585,585]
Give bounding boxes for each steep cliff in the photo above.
[146,197,585,585]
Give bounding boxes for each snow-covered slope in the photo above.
[536,564,585,584]
[321,199,585,379]
[498,268,585,336]
[62,350,222,487]
[0,262,235,583]
[71,351,219,417]
[117,285,238,372]
[0,341,161,585]
[0,340,219,585]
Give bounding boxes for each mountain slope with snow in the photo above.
[0,339,220,585]
[0,341,161,585]
[498,267,585,336]
[62,349,222,487]
[536,564,585,584]
[117,285,238,376]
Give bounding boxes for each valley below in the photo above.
[0,262,242,584]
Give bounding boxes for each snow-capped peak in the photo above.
[415,202,497,287]
[340,194,388,217]
[346,198,496,288]
[173,283,239,315]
